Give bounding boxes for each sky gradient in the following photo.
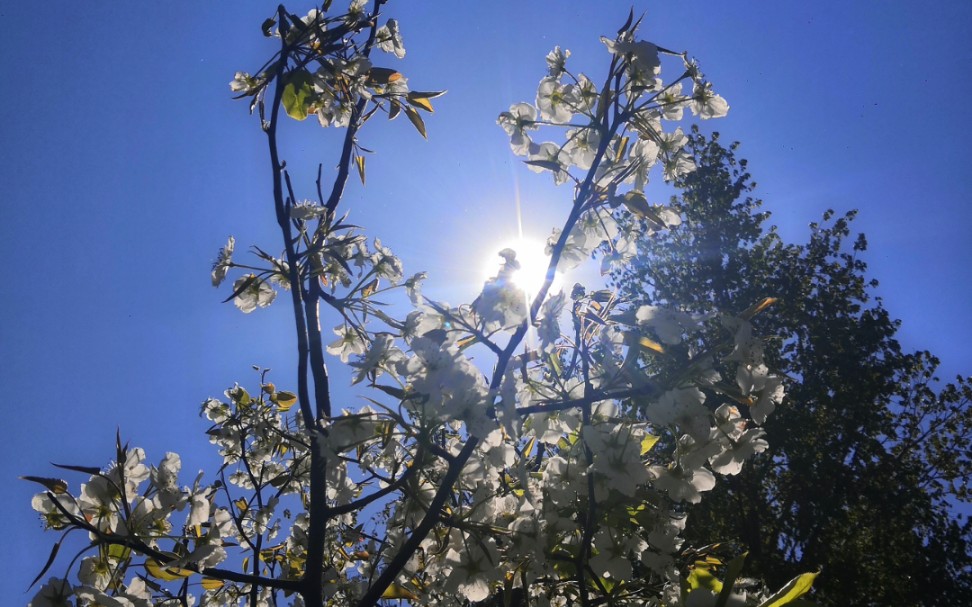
[2,1,970,599]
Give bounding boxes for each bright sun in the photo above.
[482,237,562,296]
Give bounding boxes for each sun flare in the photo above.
[482,237,562,296]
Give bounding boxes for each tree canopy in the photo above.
[612,128,972,606]
[22,6,818,607]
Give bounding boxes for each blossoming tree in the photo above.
[25,2,816,606]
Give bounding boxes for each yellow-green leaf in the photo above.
[282,70,315,121]
[406,92,434,113]
[686,567,722,593]
[546,351,563,377]
[228,385,251,406]
[361,278,380,298]
[382,583,418,600]
[355,155,366,185]
[201,578,224,590]
[615,135,629,163]
[107,544,132,561]
[638,335,666,354]
[145,559,194,581]
[716,551,749,607]
[274,391,297,411]
[456,334,479,351]
[622,191,668,228]
[640,433,660,456]
[403,105,427,139]
[758,572,819,607]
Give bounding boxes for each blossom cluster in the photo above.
[26,3,814,607]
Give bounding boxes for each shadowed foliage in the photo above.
[612,128,972,606]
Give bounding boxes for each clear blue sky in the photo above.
[2,1,970,599]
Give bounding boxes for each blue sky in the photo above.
[2,1,970,599]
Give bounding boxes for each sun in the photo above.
[482,236,562,296]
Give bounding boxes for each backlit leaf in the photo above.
[274,391,298,412]
[406,93,434,113]
[638,335,666,354]
[403,105,427,139]
[202,578,224,590]
[368,67,401,85]
[686,567,722,593]
[145,559,194,581]
[282,70,315,121]
[716,552,749,607]
[382,583,418,600]
[757,572,818,607]
[21,476,68,494]
[640,433,660,456]
[355,155,366,185]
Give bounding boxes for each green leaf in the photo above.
[456,334,480,351]
[638,335,666,354]
[403,105,427,139]
[715,552,749,607]
[228,385,251,406]
[107,544,132,561]
[355,155,366,185]
[145,559,194,581]
[274,391,298,412]
[615,135,629,163]
[405,92,435,113]
[640,433,660,456]
[621,191,668,229]
[757,572,819,607]
[686,567,722,593]
[546,351,563,377]
[382,583,418,600]
[282,70,315,121]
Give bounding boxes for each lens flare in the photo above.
[482,237,562,297]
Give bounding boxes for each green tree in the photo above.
[613,128,972,606]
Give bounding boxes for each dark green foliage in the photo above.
[612,128,972,606]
